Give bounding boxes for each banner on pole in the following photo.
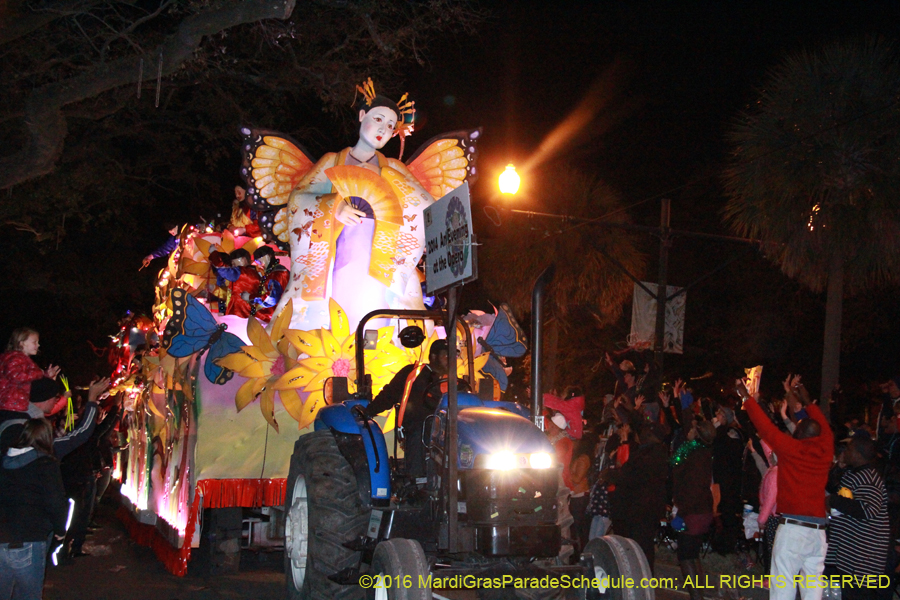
[629,282,686,354]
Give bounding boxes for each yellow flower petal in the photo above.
[247,316,277,356]
[270,299,293,342]
[297,397,324,431]
[221,230,236,254]
[234,360,272,379]
[368,354,410,375]
[329,298,350,340]
[273,366,317,390]
[242,345,271,363]
[180,258,211,276]
[194,237,213,256]
[259,386,279,432]
[341,334,356,358]
[381,408,396,432]
[278,388,305,424]
[303,367,334,393]
[285,329,324,357]
[299,356,333,372]
[215,351,257,373]
[235,378,264,411]
[320,329,343,360]
[276,337,293,358]
[373,326,396,350]
[241,237,262,256]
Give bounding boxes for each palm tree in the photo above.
[723,39,900,417]
[480,164,646,388]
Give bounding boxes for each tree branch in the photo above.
[0,0,296,190]
[0,0,92,47]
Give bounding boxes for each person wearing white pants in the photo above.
[742,378,834,600]
[770,519,828,600]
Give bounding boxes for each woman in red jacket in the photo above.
[0,329,59,413]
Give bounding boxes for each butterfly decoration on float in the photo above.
[238,127,481,252]
[476,303,528,392]
[161,288,245,384]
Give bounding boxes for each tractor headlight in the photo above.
[529,452,553,469]
[480,451,554,470]
[483,452,517,470]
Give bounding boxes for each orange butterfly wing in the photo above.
[405,129,481,199]
[240,128,316,249]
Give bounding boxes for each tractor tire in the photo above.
[581,535,653,600]
[285,430,369,600]
[368,539,431,600]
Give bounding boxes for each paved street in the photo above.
[45,490,284,600]
[45,488,758,600]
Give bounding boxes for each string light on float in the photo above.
[498,164,520,195]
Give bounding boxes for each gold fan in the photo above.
[324,165,404,225]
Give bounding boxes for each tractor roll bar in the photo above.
[353,309,475,397]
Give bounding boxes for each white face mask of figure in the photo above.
[551,412,568,431]
[358,107,398,151]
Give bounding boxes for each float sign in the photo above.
[424,182,476,295]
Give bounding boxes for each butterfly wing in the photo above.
[482,354,510,392]
[239,128,316,250]
[162,289,219,358]
[405,129,481,199]
[483,303,528,358]
[204,331,245,385]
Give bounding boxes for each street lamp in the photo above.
[498,164,520,195]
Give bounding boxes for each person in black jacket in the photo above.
[672,419,717,600]
[607,421,669,571]
[0,418,69,600]
[61,401,120,558]
[363,339,450,478]
[0,377,109,459]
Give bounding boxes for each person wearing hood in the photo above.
[0,418,68,600]
[742,376,833,600]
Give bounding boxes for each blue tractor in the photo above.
[283,306,652,600]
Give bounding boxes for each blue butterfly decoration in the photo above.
[162,288,245,385]
[478,303,527,391]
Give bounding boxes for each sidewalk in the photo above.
[655,545,769,600]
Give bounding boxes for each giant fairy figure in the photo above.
[240,79,481,334]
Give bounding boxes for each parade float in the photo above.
[111,79,526,575]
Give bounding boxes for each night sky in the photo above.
[5,0,900,405]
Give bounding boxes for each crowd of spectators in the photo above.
[543,349,900,600]
[0,328,117,599]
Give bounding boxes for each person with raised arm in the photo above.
[740,374,833,600]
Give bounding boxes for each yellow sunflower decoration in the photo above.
[272,299,408,430]
[214,301,302,432]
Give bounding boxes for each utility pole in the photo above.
[508,198,758,377]
[654,199,671,372]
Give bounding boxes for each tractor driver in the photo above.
[363,339,450,478]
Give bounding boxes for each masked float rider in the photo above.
[248,246,289,323]
[363,339,451,479]
[210,248,261,318]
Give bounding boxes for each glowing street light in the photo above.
[498,164,520,195]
